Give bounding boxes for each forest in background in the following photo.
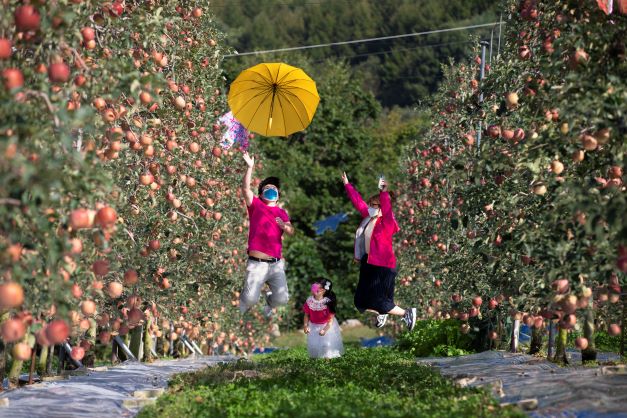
[213,0,501,107]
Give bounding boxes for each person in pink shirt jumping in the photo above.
[240,152,295,317]
[342,172,416,331]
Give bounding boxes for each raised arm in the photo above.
[342,172,369,218]
[242,152,255,207]
[379,181,400,234]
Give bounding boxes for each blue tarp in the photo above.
[519,324,531,342]
[361,336,395,348]
[252,347,280,354]
[313,212,349,235]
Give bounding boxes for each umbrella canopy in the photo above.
[227,62,319,137]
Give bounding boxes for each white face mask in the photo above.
[368,207,379,218]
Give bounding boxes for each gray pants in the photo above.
[239,259,289,313]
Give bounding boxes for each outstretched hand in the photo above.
[378,177,388,192]
[341,172,349,185]
[243,152,254,168]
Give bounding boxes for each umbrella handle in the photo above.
[268,85,277,132]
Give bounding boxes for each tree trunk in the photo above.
[28,344,36,384]
[143,316,153,362]
[510,319,520,352]
[0,312,9,388]
[0,340,5,391]
[8,356,23,387]
[528,325,543,355]
[581,303,597,363]
[46,345,54,375]
[553,326,568,364]
[8,333,35,386]
[129,326,143,361]
[83,318,97,368]
[162,338,170,357]
[547,320,555,358]
[169,322,174,356]
[621,292,626,357]
[57,343,65,374]
[37,344,48,376]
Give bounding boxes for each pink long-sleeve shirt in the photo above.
[247,196,290,258]
[345,183,400,269]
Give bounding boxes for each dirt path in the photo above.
[419,350,627,417]
[0,356,237,418]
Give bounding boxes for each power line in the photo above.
[311,40,475,64]
[223,22,503,58]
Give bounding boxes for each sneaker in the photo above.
[375,314,388,328]
[402,308,417,331]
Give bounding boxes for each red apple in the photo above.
[560,314,577,329]
[551,279,570,294]
[45,319,70,344]
[70,346,85,361]
[575,337,588,350]
[2,68,24,90]
[12,342,32,361]
[0,282,24,310]
[81,27,95,42]
[487,125,501,138]
[80,300,96,316]
[0,39,12,59]
[48,62,71,83]
[92,259,110,277]
[95,206,117,228]
[127,308,144,326]
[1,318,26,342]
[14,5,41,32]
[140,172,154,185]
[107,281,124,298]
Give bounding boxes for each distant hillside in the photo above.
[213,0,500,107]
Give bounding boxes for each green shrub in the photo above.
[396,319,474,357]
[594,332,622,353]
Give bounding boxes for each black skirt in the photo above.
[354,255,397,314]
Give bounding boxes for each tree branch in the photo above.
[24,90,60,128]
[0,198,21,206]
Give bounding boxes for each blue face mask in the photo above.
[262,188,278,202]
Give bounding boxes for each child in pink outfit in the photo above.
[303,279,344,359]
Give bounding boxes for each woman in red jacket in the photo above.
[342,172,416,330]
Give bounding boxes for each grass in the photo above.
[138,347,524,418]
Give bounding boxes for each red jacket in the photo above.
[345,183,400,269]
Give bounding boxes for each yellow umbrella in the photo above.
[227,62,319,137]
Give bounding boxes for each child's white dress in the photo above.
[303,296,344,359]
